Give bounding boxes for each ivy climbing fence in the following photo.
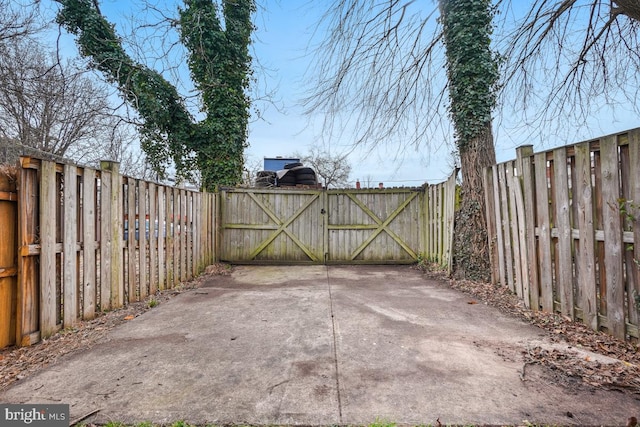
[484,128,640,341]
[3,157,216,348]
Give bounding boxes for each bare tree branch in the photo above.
[303,1,448,153]
[498,0,640,136]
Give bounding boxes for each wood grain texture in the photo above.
[39,161,57,338]
[63,164,78,327]
[574,142,598,330]
[82,168,96,320]
[553,148,574,318]
[600,136,625,339]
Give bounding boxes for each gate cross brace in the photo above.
[345,192,418,261]
[247,192,321,262]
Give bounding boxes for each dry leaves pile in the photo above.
[432,266,640,394]
[0,264,232,392]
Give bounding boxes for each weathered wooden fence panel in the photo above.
[219,188,325,263]
[327,189,422,263]
[0,168,17,348]
[5,157,216,347]
[219,171,457,266]
[485,128,640,341]
[2,155,456,348]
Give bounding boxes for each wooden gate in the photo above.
[219,188,424,264]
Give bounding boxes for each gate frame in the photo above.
[219,187,426,264]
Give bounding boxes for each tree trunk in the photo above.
[614,0,640,22]
[453,122,496,281]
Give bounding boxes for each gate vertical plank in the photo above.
[600,136,625,339]
[82,168,96,320]
[99,168,112,310]
[127,178,137,302]
[574,142,598,330]
[63,164,78,327]
[39,161,57,338]
[17,161,39,345]
[148,183,157,294]
[553,148,574,318]
[138,180,148,299]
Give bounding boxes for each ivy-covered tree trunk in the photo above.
[56,0,254,191]
[440,0,498,280]
[454,123,496,280]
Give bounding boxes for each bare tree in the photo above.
[304,2,446,153]
[0,38,124,160]
[498,0,640,133]
[296,148,351,188]
[306,0,640,150]
[0,0,40,42]
[0,36,151,177]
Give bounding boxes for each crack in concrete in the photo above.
[325,266,343,423]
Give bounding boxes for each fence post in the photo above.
[100,161,123,309]
[16,159,39,346]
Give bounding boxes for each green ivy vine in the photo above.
[439,0,500,150]
[55,0,254,190]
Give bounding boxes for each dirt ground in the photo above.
[0,264,639,426]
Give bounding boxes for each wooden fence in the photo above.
[484,128,640,340]
[0,156,457,349]
[217,170,457,266]
[2,157,216,348]
[425,170,458,272]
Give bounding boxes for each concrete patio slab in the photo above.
[1,265,637,426]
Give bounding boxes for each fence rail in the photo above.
[485,128,640,341]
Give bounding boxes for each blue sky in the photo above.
[46,0,639,186]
